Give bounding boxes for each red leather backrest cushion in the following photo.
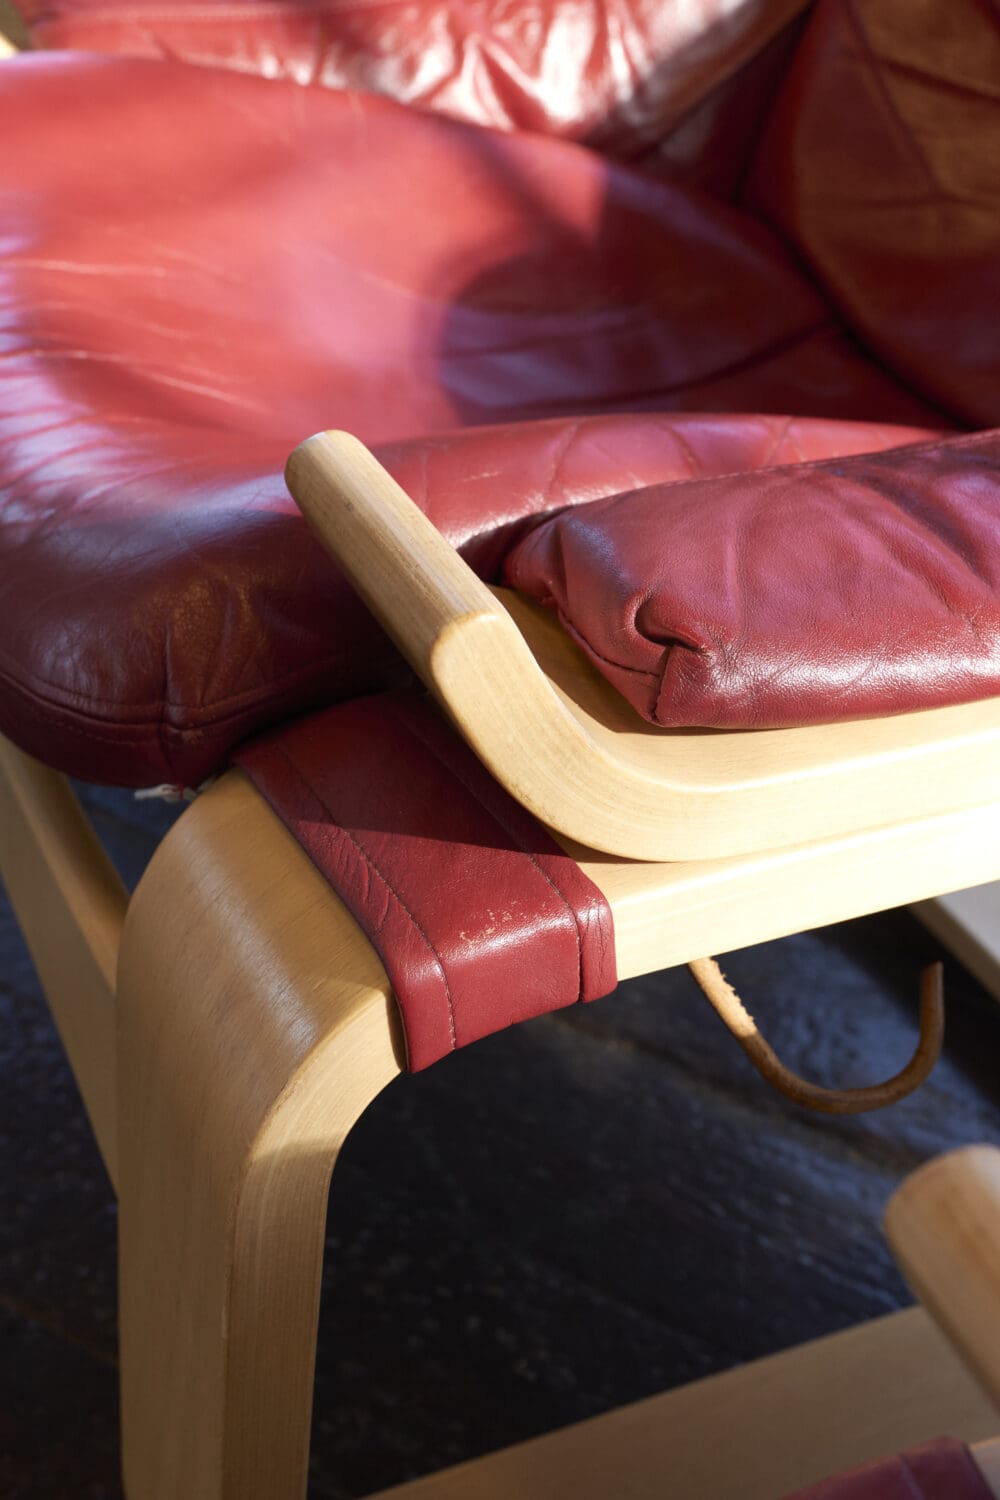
[746,0,1000,428]
[15,0,810,160]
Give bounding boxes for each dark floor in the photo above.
[1,786,999,1499]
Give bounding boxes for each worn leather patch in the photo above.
[235,691,617,1070]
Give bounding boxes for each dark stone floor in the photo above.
[2,785,999,1498]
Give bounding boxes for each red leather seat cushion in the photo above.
[746,0,1000,429]
[0,53,939,786]
[1,407,929,790]
[504,430,1000,729]
[783,1437,993,1500]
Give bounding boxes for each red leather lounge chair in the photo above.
[2,1,1000,1494]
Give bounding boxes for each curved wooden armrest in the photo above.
[885,1145,1000,1409]
[287,429,523,691]
[287,431,1000,860]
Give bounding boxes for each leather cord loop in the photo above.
[687,958,945,1114]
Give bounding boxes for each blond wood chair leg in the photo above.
[116,772,404,1500]
[0,737,125,1181]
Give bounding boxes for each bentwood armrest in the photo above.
[287,431,1000,862]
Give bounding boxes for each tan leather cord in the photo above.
[687,958,945,1114]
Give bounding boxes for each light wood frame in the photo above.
[370,1303,1000,1499]
[1,34,999,1480]
[4,729,1000,1498]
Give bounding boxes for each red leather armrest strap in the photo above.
[783,1437,994,1500]
[234,691,616,1071]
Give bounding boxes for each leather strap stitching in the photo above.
[266,736,459,1052]
[381,696,587,1002]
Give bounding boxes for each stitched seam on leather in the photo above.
[502,588,668,708]
[3,689,177,742]
[429,417,931,566]
[266,736,458,1052]
[502,421,939,571]
[844,0,942,197]
[557,610,694,729]
[515,428,992,545]
[540,418,583,512]
[0,634,373,716]
[383,698,587,1004]
[542,607,662,682]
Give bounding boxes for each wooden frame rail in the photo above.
[368,1307,1000,1499]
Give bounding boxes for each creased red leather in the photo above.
[6,21,998,787]
[0,52,944,786]
[234,691,617,1070]
[636,9,810,197]
[0,408,933,788]
[746,0,1000,428]
[505,430,1000,729]
[0,408,930,790]
[3,53,937,449]
[17,0,812,180]
[782,1437,994,1500]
